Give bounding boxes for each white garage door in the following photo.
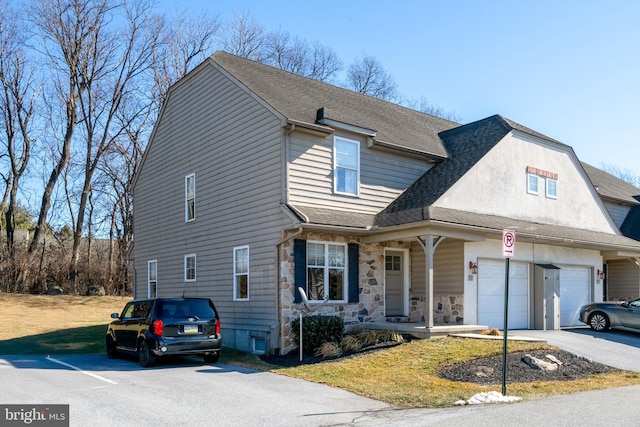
[478,260,529,330]
[560,267,590,327]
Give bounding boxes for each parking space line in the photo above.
[47,357,118,385]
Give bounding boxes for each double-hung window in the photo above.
[185,174,196,221]
[306,241,346,302]
[234,246,249,300]
[334,137,360,196]
[148,260,157,298]
[184,254,196,282]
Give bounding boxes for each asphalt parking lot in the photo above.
[1,328,639,426]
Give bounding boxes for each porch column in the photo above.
[425,234,434,328]
[417,234,445,329]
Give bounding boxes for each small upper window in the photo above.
[527,173,538,195]
[185,254,196,282]
[546,178,557,199]
[234,246,249,301]
[185,174,195,221]
[148,260,157,298]
[334,137,360,196]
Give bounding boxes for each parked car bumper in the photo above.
[150,335,222,357]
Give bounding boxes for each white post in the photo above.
[299,310,303,362]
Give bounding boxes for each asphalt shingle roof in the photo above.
[581,162,640,205]
[376,115,542,226]
[211,51,458,158]
[208,52,640,250]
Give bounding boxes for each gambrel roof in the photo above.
[376,115,563,226]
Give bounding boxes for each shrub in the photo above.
[314,342,344,358]
[292,315,344,354]
[340,334,364,352]
[356,330,380,347]
[378,329,404,343]
[481,328,502,336]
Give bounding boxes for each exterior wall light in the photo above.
[469,261,478,275]
[597,269,605,280]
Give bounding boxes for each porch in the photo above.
[364,320,489,339]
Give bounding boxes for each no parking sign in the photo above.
[502,229,516,258]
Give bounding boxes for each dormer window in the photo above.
[334,136,360,196]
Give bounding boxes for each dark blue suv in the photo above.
[106,298,222,367]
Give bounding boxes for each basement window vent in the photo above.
[252,337,266,355]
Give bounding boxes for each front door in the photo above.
[385,250,408,316]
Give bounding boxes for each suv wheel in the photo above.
[106,336,118,359]
[138,340,156,368]
[203,352,220,364]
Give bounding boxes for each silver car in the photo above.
[579,297,640,332]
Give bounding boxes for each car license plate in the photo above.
[184,325,198,334]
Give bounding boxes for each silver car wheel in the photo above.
[589,312,609,331]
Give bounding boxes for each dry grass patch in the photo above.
[0,293,129,354]
[0,293,128,340]
[270,337,640,408]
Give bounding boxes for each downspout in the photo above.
[283,123,295,203]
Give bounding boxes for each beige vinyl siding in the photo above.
[409,239,464,295]
[607,259,640,301]
[133,62,292,339]
[288,131,432,213]
[433,239,465,293]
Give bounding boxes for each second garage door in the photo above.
[478,260,529,330]
[560,267,590,327]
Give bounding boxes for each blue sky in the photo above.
[161,0,640,175]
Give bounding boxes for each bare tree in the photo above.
[601,164,640,187]
[27,0,99,262]
[0,2,38,257]
[402,95,461,122]
[218,9,267,61]
[346,54,398,101]
[67,0,160,293]
[151,10,220,106]
[264,31,341,82]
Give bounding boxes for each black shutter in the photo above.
[348,243,359,303]
[293,239,306,303]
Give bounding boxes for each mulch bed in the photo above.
[260,339,410,367]
[438,349,619,385]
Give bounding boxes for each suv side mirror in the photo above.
[111,313,120,319]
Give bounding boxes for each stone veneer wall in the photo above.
[433,294,464,324]
[278,233,464,353]
[279,233,413,354]
[406,294,464,324]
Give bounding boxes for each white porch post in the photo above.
[425,234,434,328]
[417,234,445,329]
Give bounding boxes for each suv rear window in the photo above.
[156,299,216,319]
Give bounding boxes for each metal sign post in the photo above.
[501,229,516,396]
